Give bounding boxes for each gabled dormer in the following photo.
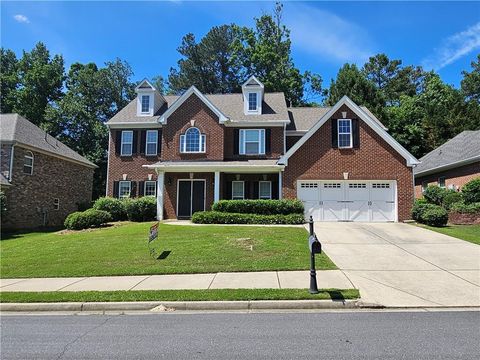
[242,75,264,115]
[135,79,156,116]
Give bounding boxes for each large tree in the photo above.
[461,54,480,103]
[0,48,19,113]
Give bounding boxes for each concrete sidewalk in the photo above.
[0,270,354,292]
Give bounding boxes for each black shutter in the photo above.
[253,181,259,199]
[272,181,279,199]
[265,129,271,154]
[131,181,137,198]
[140,131,146,155]
[352,119,360,149]
[226,181,232,199]
[138,181,145,197]
[331,119,338,148]
[115,131,121,155]
[157,129,162,155]
[132,131,138,155]
[233,129,239,155]
[244,181,250,199]
[113,181,119,198]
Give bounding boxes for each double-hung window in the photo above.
[248,93,258,111]
[146,130,158,156]
[438,177,446,188]
[338,119,352,148]
[259,181,272,199]
[141,95,150,113]
[119,181,131,198]
[239,129,265,155]
[23,151,34,175]
[180,127,205,153]
[422,181,428,194]
[144,181,156,196]
[232,181,244,200]
[121,131,133,156]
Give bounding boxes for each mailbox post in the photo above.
[308,216,322,294]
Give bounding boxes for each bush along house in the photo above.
[106,76,419,222]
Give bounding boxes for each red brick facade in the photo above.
[414,161,480,198]
[282,105,414,221]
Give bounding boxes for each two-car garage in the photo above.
[297,180,397,222]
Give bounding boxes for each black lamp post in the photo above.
[308,216,321,294]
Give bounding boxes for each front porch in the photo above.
[145,161,284,219]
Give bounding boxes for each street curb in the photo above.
[0,300,361,312]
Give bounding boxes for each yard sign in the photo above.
[148,222,160,258]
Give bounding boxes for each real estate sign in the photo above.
[148,222,160,258]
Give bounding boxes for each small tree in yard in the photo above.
[462,177,480,204]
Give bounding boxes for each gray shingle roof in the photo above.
[0,114,97,168]
[287,106,387,131]
[107,92,289,124]
[414,130,480,175]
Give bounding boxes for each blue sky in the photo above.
[2,1,479,91]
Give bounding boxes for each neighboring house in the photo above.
[106,76,418,222]
[0,114,97,230]
[414,130,480,197]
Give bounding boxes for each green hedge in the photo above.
[93,197,127,221]
[212,199,304,215]
[191,211,305,225]
[124,196,157,222]
[422,207,448,227]
[423,185,449,205]
[450,202,480,214]
[64,209,112,230]
[462,177,480,204]
[442,191,463,210]
[411,199,434,221]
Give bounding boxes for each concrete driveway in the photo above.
[314,222,480,307]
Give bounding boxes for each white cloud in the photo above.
[284,3,375,65]
[422,22,480,71]
[13,14,30,24]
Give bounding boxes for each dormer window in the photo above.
[180,127,206,153]
[248,93,258,111]
[141,95,150,113]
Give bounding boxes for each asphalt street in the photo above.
[1,311,479,359]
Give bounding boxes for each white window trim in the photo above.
[438,177,446,188]
[232,181,245,200]
[179,127,206,153]
[248,92,258,112]
[119,181,131,198]
[145,130,158,156]
[239,129,265,155]
[338,119,353,149]
[259,181,272,199]
[23,151,34,175]
[144,180,157,197]
[121,130,133,156]
[141,95,150,114]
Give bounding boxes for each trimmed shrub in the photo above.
[442,191,463,210]
[411,199,432,221]
[212,199,304,215]
[462,177,480,204]
[64,209,112,230]
[423,185,448,205]
[191,211,305,225]
[421,206,448,227]
[124,196,157,222]
[450,202,480,214]
[93,197,126,221]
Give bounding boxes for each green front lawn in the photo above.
[1,222,335,278]
[0,289,359,303]
[418,224,480,245]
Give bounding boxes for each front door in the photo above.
[177,180,205,218]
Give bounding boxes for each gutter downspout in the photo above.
[105,131,111,196]
[8,144,15,182]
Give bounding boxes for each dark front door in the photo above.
[177,180,205,218]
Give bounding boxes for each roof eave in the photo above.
[414,155,480,177]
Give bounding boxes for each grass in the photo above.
[1,222,336,278]
[0,289,359,303]
[417,224,480,245]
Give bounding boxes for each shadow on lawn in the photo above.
[1,227,62,241]
[326,290,346,301]
[157,250,171,260]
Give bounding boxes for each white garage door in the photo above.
[297,181,396,222]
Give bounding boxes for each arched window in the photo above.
[179,127,206,153]
[23,151,34,175]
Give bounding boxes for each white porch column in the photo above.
[278,171,283,199]
[214,171,220,203]
[156,171,165,220]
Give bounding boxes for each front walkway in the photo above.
[0,270,354,292]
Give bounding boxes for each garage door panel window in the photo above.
[338,119,352,148]
[349,183,366,188]
[324,183,341,188]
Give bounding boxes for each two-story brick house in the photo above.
[106,76,419,222]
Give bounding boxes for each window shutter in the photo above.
[331,119,338,148]
[157,129,162,155]
[233,129,239,155]
[115,131,121,155]
[132,131,138,155]
[253,181,259,199]
[226,181,232,199]
[352,119,360,148]
[272,181,279,199]
[131,181,137,198]
[138,181,145,197]
[140,131,146,155]
[113,181,119,198]
[244,181,250,199]
[265,129,271,154]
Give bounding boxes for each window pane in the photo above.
[248,93,257,111]
[232,182,244,198]
[185,128,201,152]
[245,130,259,142]
[259,182,271,199]
[145,181,156,196]
[147,143,157,155]
[122,131,133,143]
[245,142,259,154]
[119,182,131,198]
[24,157,33,166]
[23,165,32,175]
[338,134,351,147]
[122,144,132,155]
[339,120,351,133]
[147,131,157,143]
[141,95,149,112]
